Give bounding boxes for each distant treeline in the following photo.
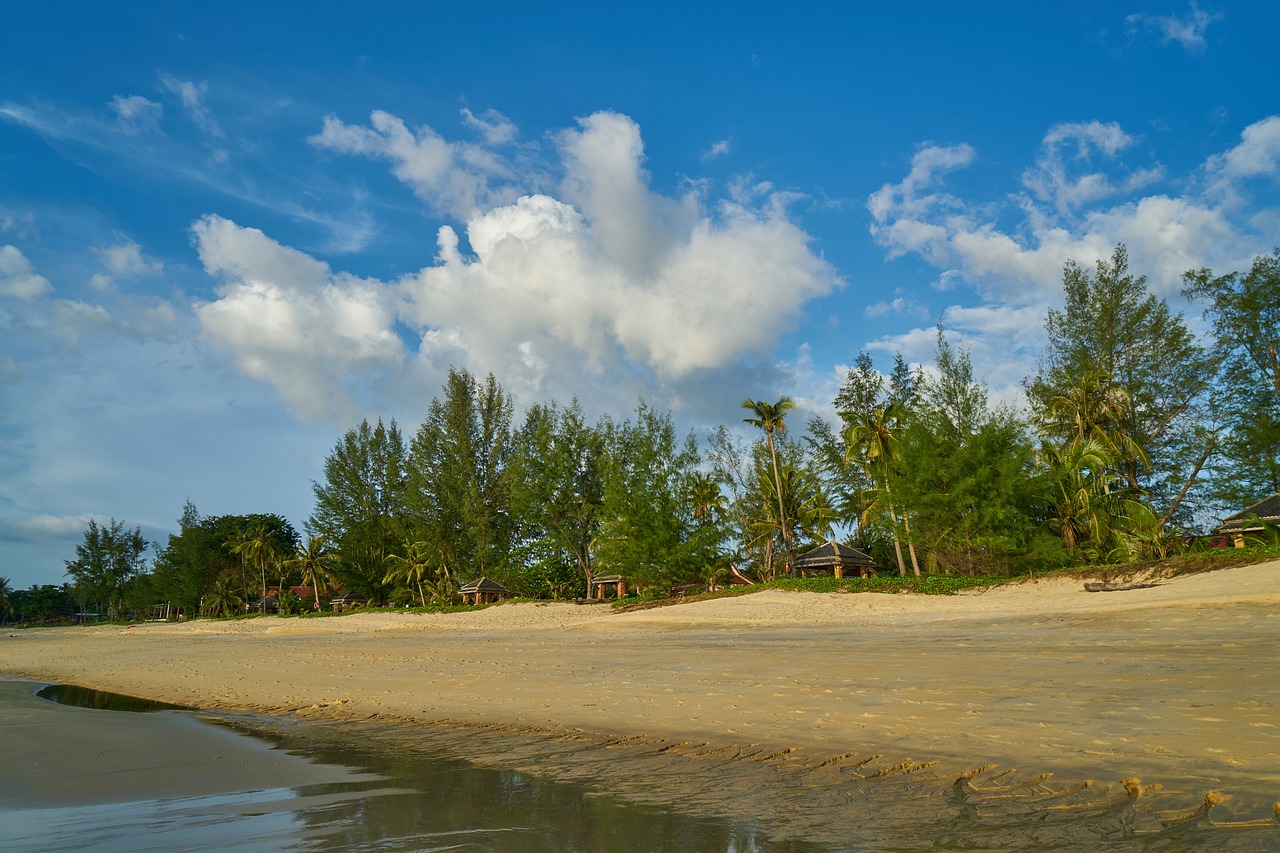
[31,245,1279,619]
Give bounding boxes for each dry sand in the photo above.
[3,562,1278,810]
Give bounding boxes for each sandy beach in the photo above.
[3,562,1279,832]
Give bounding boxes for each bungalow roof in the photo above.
[793,541,877,570]
[1215,494,1280,533]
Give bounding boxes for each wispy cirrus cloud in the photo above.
[1126,2,1223,52]
[1,87,375,254]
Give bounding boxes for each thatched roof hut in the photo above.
[793,541,877,579]
[1213,494,1280,547]
[458,576,509,605]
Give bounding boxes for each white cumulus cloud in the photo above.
[0,245,53,299]
[192,215,405,422]
[195,111,839,422]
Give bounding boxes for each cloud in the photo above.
[0,353,21,386]
[109,94,162,134]
[310,110,519,219]
[0,245,53,298]
[1204,115,1280,205]
[869,118,1277,304]
[196,111,838,422]
[192,215,405,422]
[1127,2,1223,52]
[94,239,163,280]
[703,139,731,161]
[866,114,1280,410]
[460,107,517,146]
[0,512,99,545]
[159,73,223,136]
[1022,121,1163,212]
[864,296,928,319]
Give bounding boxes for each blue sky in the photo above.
[2,2,1277,588]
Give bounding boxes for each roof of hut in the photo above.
[457,576,510,595]
[1215,494,1280,532]
[793,541,877,570]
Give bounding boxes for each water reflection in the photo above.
[218,713,1280,852]
[36,683,192,712]
[13,681,1280,851]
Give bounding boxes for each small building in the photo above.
[1213,494,1280,547]
[330,592,368,613]
[458,576,510,605]
[793,541,878,579]
[729,565,759,586]
[587,574,628,600]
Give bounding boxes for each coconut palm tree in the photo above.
[843,402,919,576]
[229,522,278,611]
[1043,370,1148,490]
[203,576,245,617]
[384,540,449,607]
[742,396,797,576]
[282,535,339,611]
[1038,437,1141,552]
[0,576,14,625]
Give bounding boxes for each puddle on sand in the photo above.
[36,683,192,712]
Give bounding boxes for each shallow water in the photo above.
[5,681,1279,851]
[1,681,817,852]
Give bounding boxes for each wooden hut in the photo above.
[458,576,510,605]
[329,592,368,613]
[1213,494,1280,547]
[587,574,627,600]
[793,541,877,579]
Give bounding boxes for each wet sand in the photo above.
[3,562,1279,821]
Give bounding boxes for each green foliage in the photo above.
[506,399,606,592]
[593,402,708,589]
[310,417,409,602]
[742,396,799,574]
[1185,250,1280,517]
[768,575,1001,595]
[407,369,514,580]
[1028,244,1213,522]
[64,518,150,616]
[203,575,245,616]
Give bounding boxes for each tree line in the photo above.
[26,245,1278,619]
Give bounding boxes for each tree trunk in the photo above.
[766,431,793,577]
[901,510,922,577]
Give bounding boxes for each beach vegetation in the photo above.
[64,518,150,619]
[405,369,515,591]
[310,417,411,603]
[56,249,1280,612]
[1184,250,1280,511]
[203,575,246,616]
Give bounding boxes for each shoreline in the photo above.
[4,562,1280,822]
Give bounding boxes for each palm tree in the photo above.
[1038,437,1141,553]
[688,471,728,525]
[203,576,245,616]
[1043,370,1148,490]
[282,535,339,611]
[742,396,797,576]
[384,540,447,607]
[229,522,278,611]
[843,403,920,576]
[0,576,14,625]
